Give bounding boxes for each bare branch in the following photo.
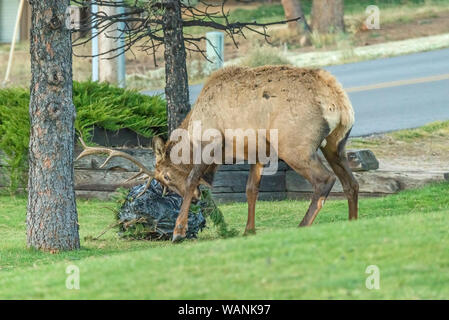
[72,0,300,66]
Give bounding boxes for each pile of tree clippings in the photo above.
[109,180,237,241]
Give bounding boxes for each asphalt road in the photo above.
[143,48,449,136]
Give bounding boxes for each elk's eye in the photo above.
[164,174,170,181]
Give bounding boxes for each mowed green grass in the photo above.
[0,183,448,299]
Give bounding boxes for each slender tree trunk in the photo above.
[27,0,80,252]
[311,0,345,33]
[99,5,118,84]
[162,0,191,135]
[281,0,310,32]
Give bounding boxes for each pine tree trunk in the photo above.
[27,0,80,252]
[311,0,345,33]
[281,0,310,32]
[162,0,191,135]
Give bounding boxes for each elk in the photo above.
[77,65,359,243]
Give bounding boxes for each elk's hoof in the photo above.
[243,229,256,236]
[172,233,186,243]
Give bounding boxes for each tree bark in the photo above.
[27,0,80,252]
[281,0,310,32]
[162,0,191,135]
[311,0,345,33]
[99,5,119,84]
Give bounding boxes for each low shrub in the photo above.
[0,88,30,192]
[0,81,167,194]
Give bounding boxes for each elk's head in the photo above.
[152,136,203,201]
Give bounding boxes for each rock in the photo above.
[346,149,379,171]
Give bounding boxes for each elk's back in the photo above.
[188,66,354,151]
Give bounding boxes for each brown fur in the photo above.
[153,65,359,242]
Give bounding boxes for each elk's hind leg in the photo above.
[245,163,263,235]
[321,136,359,220]
[283,151,336,227]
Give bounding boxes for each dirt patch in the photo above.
[354,11,449,47]
[124,6,449,84]
[348,133,449,173]
[265,9,449,52]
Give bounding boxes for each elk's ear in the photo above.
[152,136,166,162]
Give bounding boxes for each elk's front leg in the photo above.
[172,164,209,243]
[172,193,193,243]
[245,163,263,235]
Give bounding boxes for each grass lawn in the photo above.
[0,182,448,299]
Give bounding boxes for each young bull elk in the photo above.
[77,66,359,242]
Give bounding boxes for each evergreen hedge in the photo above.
[0,81,167,194]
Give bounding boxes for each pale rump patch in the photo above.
[316,69,355,146]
